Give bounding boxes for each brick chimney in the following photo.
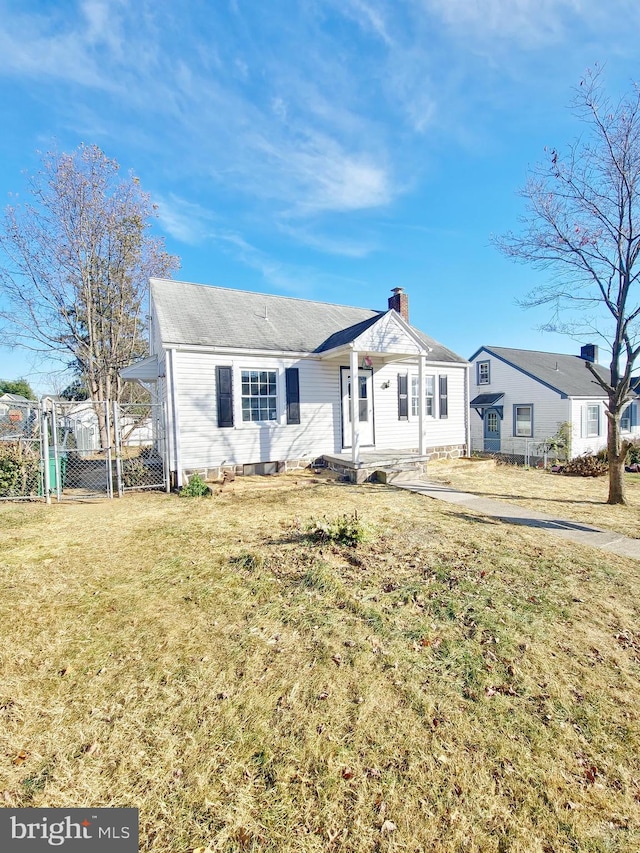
[580,343,598,364]
[388,287,409,322]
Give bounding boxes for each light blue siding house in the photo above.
[469,344,639,459]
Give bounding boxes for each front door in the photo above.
[341,367,374,448]
[483,407,501,452]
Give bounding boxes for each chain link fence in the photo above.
[470,436,565,468]
[114,402,167,495]
[0,398,168,502]
[0,398,45,500]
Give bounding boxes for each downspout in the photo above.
[465,363,471,457]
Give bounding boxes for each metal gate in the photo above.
[0,398,45,501]
[47,400,114,500]
[0,398,168,502]
[113,402,168,496]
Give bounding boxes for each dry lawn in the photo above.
[1,473,639,852]
[427,458,640,538]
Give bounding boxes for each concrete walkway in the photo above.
[393,479,640,560]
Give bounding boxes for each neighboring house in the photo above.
[49,401,154,456]
[122,279,470,485]
[469,344,639,459]
[0,393,36,441]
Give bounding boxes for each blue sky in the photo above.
[1,0,639,394]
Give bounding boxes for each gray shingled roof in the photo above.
[151,278,466,363]
[478,346,614,397]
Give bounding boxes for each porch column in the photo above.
[418,351,426,456]
[350,346,360,464]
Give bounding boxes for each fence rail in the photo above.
[0,398,168,502]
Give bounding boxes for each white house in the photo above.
[468,344,639,460]
[122,279,470,485]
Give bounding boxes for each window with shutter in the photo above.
[439,375,448,419]
[285,367,300,424]
[216,366,234,428]
[397,374,408,420]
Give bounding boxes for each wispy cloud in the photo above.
[1,0,638,267]
[207,228,365,297]
[422,0,625,47]
[155,194,218,245]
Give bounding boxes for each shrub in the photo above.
[0,442,40,497]
[626,441,640,466]
[121,457,150,488]
[179,473,211,497]
[562,452,608,477]
[306,511,367,546]
[540,421,572,463]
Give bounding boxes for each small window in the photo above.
[411,375,436,417]
[477,360,490,385]
[241,370,277,422]
[621,403,633,433]
[514,405,533,437]
[586,404,600,437]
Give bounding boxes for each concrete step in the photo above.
[375,467,425,484]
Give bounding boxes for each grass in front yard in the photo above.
[427,457,640,538]
[1,477,639,852]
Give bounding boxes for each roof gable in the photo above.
[473,345,613,398]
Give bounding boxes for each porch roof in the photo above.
[470,393,504,407]
[120,355,159,382]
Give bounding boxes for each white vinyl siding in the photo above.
[170,351,340,468]
[166,350,468,470]
[469,350,572,452]
[375,362,467,450]
[353,313,422,355]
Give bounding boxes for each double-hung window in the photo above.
[241,370,277,422]
[585,404,600,437]
[477,360,490,385]
[514,404,533,437]
[411,374,436,417]
[621,403,633,433]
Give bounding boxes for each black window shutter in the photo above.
[398,373,408,420]
[216,366,234,427]
[439,375,448,419]
[285,367,301,424]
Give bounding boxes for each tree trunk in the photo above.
[606,408,627,505]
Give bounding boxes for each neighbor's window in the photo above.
[586,404,600,437]
[410,374,435,417]
[621,403,633,433]
[514,405,533,437]
[477,360,490,385]
[241,370,277,422]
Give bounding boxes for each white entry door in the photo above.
[341,367,374,448]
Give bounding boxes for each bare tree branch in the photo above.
[494,70,640,504]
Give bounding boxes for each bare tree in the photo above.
[497,69,640,505]
[0,144,179,445]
